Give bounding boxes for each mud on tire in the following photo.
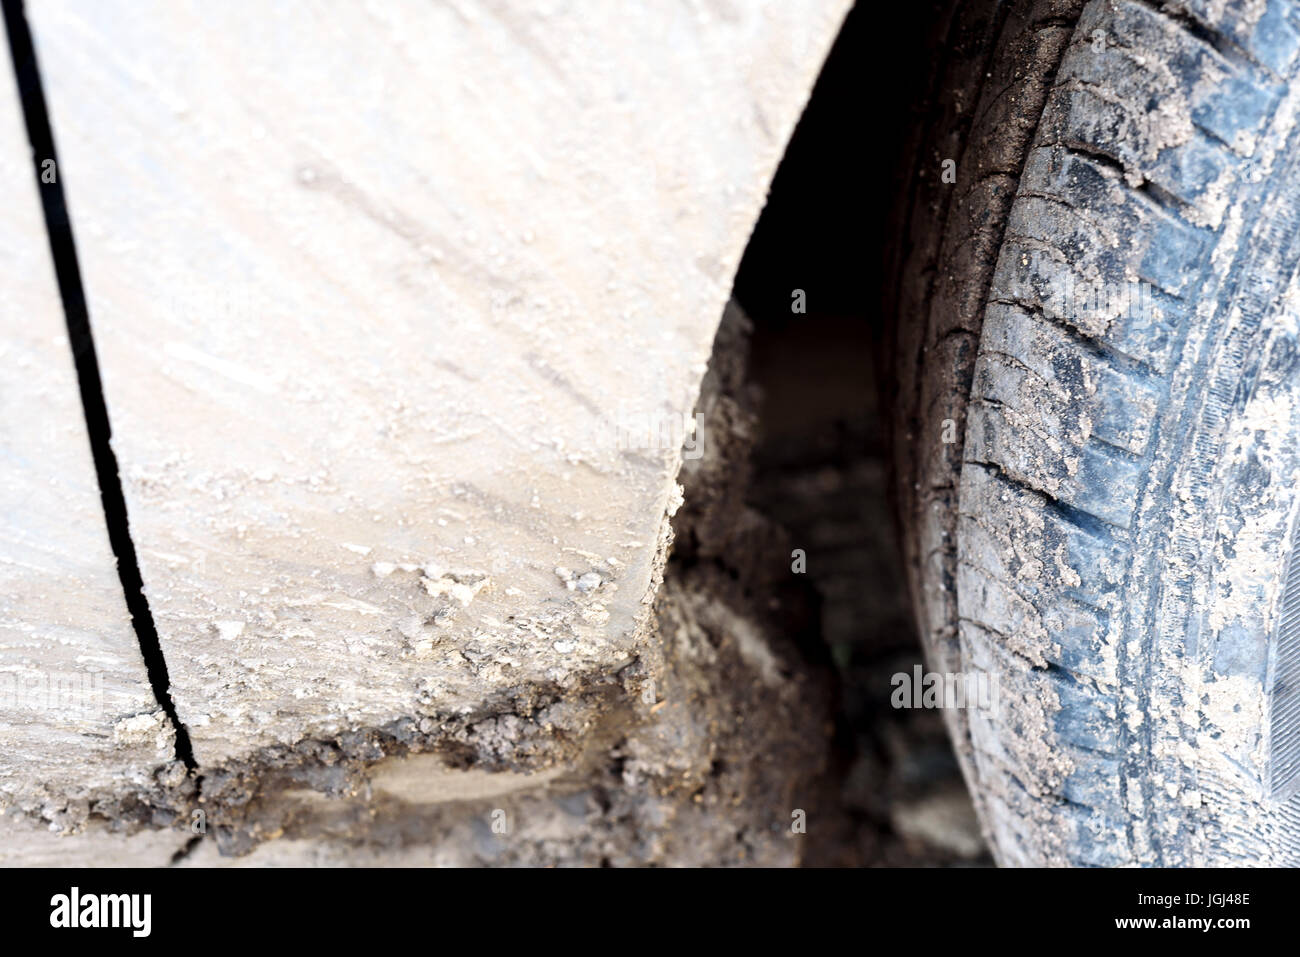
[889,0,1300,865]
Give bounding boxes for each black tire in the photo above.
[889,0,1300,865]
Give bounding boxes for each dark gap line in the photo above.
[168,834,203,866]
[2,0,196,770]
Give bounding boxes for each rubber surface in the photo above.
[890,0,1300,865]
